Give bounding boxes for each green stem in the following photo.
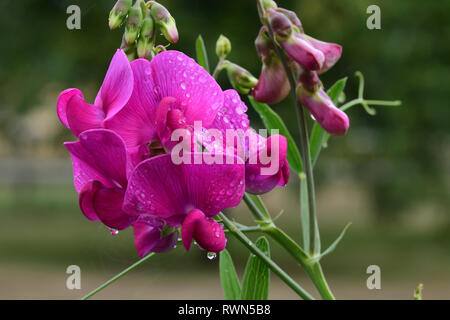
[242,196,334,299]
[340,98,401,112]
[81,252,156,300]
[218,212,315,300]
[261,12,319,256]
[212,57,226,80]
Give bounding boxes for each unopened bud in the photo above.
[225,62,258,95]
[216,35,232,59]
[303,35,342,74]
[262,0,278,10]
[253,27,290,104]
[124,1,144,45]
[275,8,303,32]
[267,8,324,71]
[109,0,132,30]
[296,83,349,136]
[255,26,274,61]
[137,10,155,59]
[150,2,179,43]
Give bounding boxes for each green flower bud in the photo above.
[262,0,278,10]
[215,34,232,59]
[109,0,132,30]
[150,2,179,43]
[124,1,144,45]
[137,9,155,59]
[225,61,258,94]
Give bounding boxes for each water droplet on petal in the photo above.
[207,252,217,260]
[180,82,186,90]
[199,75,207,83]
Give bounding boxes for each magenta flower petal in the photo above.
[123,153,245,222]
[133,216,179,257]
[93,185,135,230]
[79,180,102,221]
[94,49,133,121]
[104,59,160,148]
[305,36,342,74]
[181,209,204,251]
[150,51,224,127]
[281,34,325,71]
[56,88,82,128]
[205,90,250,157]
[64,129,128,192]
[66,94,104,137]
[182,209,226,253]
[183,153,245,216]
[245,134,290,194]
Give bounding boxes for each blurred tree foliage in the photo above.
[0,0,448,220]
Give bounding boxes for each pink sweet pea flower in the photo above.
[123,153,245,256]
[57,50,133,137]
[205,90,290,194]
[104,50,223,157]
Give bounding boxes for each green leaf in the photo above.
[219,249,241,300]
[313,222,351,261]
[195,35,210,74]
[310,77,347,166]
[248,96,303,175]
[241,236,270,300]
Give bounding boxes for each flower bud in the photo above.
[216,34,232,59]
[120,34,137,61]
[109,0,132,30]
[304,35,342,74]
[124,1,144,45]
[275,8,303,32]
[225,62,258,94]
[150,2,179,43]
[267,9,324,71]
[262,0,278,10]
[253,27,290,104]
[137,9,155,59]
[296,82,349,136]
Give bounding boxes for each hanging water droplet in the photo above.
[207,252,217,260]
[109,228,119,236]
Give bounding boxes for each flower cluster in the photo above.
[252,3,349,136]
[57,50,289,257]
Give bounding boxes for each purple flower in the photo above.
[57,50,134,137]
[123,153,245,256]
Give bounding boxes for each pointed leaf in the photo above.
[196,35,210,73]
[310,77,347,166]
[248,96,303,175]
[241,236,270,300]
[219,249,241,300]
[314,222,351,261]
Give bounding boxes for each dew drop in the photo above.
[207,252,217,260]
[109,228,119,236]
[199,75,207,83]
[180,82,186,90]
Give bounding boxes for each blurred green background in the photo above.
[0,0,449,299]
